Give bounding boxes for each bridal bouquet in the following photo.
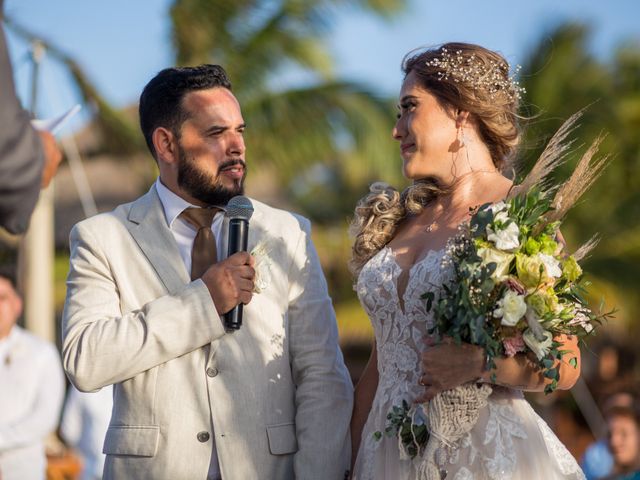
[424,187,606,393]
[378,112,613,476]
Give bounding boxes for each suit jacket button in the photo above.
[197,431,210,442]
[206,367,218,377]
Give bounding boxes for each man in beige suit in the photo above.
[62,65,353,480]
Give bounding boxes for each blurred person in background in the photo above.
[602,402,640,480]
[0,0,62,234]
[0,268,65,480]
[60,385,113,480]
[582,392,636,480]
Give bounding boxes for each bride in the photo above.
[349,43,586,479]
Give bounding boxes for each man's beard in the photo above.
[176,144,246,206]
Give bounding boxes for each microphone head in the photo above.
[226,195,254,221]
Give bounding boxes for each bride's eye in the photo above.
[400,101,417,114]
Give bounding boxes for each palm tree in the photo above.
[2,17,144,155]
[171,0,406,218]
[5,1,406,221]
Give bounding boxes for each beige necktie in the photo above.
[180,207,219,280]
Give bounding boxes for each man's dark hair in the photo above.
[139,64,232,159]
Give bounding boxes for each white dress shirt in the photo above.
[155,179,225,274]
[0,326,65,480]
[155,178,223,480]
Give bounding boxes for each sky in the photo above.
[3,0,639,132]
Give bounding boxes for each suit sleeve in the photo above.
[288,218,354,480]
[0,18,44,234]
[61,221,226,392]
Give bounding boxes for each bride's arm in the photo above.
[350,343,379,471]
[416,334,580,401]
[481,334,581,391]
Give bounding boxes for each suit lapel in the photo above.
[126,185,190,294]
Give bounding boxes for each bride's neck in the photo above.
[437,170,508,212]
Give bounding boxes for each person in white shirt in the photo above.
[60,385,113,480]
[0,270,65,480]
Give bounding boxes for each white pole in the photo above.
[20,39,55,343]
[61,134,98,218]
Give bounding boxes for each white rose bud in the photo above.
[523,328,554,360]
[494,290,527,326]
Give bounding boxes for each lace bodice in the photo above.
[353,246,585,480]
[356,246,447,409]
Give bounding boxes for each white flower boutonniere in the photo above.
[251,242,273,293]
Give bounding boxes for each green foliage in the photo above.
[375,400,429,459]
[170,0,406,216]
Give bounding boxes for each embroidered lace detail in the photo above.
[536,416,585,476]
[482,402,527,478]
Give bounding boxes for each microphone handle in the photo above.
[224,218,249,330]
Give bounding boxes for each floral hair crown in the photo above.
[425,48,526,102]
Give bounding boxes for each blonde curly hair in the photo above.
[349,43,522,277]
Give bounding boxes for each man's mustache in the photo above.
[218,159,246,173]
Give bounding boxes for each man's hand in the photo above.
[201,252,255,315]
[38,130,63,188]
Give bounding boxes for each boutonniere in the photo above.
[251,241,273,293]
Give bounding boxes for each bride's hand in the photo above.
[415,336,485,402]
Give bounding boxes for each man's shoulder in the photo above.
[71,195,142,238]
[251,198,310,233]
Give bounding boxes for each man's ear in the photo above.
[455,109,470,129]
[152,127,178,165]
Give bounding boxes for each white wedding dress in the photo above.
[352,246,585,480]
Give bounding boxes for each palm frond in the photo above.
[4,16,143,155]
[243,81,397,183]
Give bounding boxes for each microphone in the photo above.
[223,195,254,331]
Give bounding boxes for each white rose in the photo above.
[494,290,527,326]
[477,247,514,280]
[537,253,562,278]
[487,221,520,251]
[523,328,554,360]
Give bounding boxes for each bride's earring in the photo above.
[460,126,474,172]
[458,126,466,148]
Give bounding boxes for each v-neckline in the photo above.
[383,246,444,315]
